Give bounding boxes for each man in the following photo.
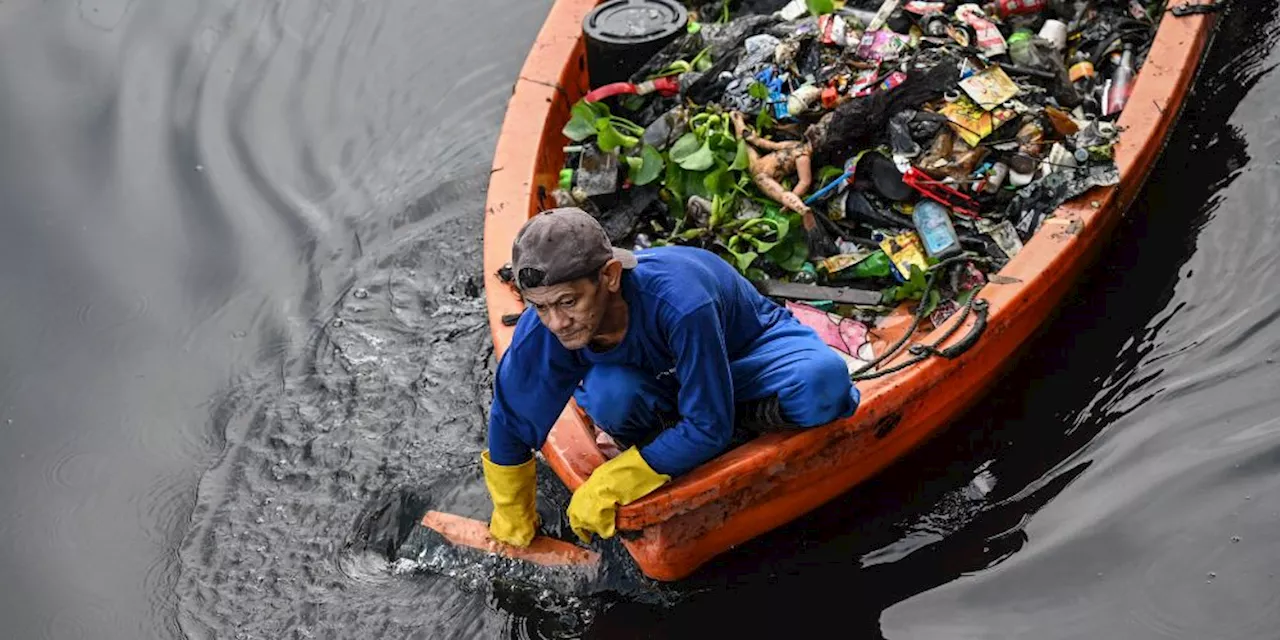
[483,207,859,547]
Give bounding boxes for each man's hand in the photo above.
[566,448,670,543]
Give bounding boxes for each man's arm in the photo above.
[483,315,589,547]
[637,303,736,476]
[488,315,588,465]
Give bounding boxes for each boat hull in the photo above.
[483,0,1218,581]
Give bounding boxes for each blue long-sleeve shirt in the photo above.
[486,246,795,476]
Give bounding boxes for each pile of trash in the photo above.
[549,0,1165,368]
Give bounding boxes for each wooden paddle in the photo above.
[420,511,601,569]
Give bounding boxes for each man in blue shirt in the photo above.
[482,207,860,547]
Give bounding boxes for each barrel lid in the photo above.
[583,0,688,46]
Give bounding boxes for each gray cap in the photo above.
[511,207,637,289]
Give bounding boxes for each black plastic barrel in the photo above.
[582,0,688,89]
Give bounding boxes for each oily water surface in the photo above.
[0,1,1277,638]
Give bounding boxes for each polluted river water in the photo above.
[0,1,1277,638]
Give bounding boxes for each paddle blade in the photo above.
[420,510,601,569]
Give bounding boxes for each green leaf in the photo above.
[921,289,941,318]
[748,81,769,101]
[882,265,929,303]
[669,132,702,163]
[764,209,809,272]
[689,46,713,72]
[587,101,611,119]
[632,145,665,186]
[650,60,690,79]
[682,167,712,202]
[596,124,624,152]
[805,0,835,16]
[620,94,646,112]
[731,171,757,199]
[730,249,758,272]
[597,121,638,153]
[766,211,789,238]
[755,108,775,133]
[766,234,808,272]
[730,139,750,171]
[817,164,845,184]
[625,156,643,178]
[725,235,759,273]
[739,217,770,236]
[746,267,769,283]
[709,131,736,154]
[739,218,784,254]
[704,165,733,196]
[956,285,981,307]
[563,102,599,142]
[687,20,703,34]
[680,228,706,240]
[709,192,736,228]
[677,140,716,171]
[665,155,685,190]
[750,236,781,253]
[608,116,646,136]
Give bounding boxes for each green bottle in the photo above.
[792,262,818,284]
[852,250,893,279]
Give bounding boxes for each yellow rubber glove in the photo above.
[566,447,671,544]
[481,450,539,547]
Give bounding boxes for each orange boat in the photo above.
[482,1,1219,581]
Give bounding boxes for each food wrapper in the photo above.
[820,249,877,275]
[955,4,1007,56]
[958,65,1020,111]
[849,68,882,96]
[879,230,929,279]
[977,219,1024,258]
[855,29,910,62]
[940,95,1017,146]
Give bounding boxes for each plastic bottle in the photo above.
[853,251,894,279]
[793,262,818,284]
[787,85,822,118]
[1038,19,1068,51]
[982,162,1009,194]
[822,250,894,281]
[1105,45,1136,116]
[1007,29,1035,66]
[983,0,1050,19]
[912,201,962,259]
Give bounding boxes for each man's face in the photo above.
[523,275,609,350]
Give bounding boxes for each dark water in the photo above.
[1,0,1276,638]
